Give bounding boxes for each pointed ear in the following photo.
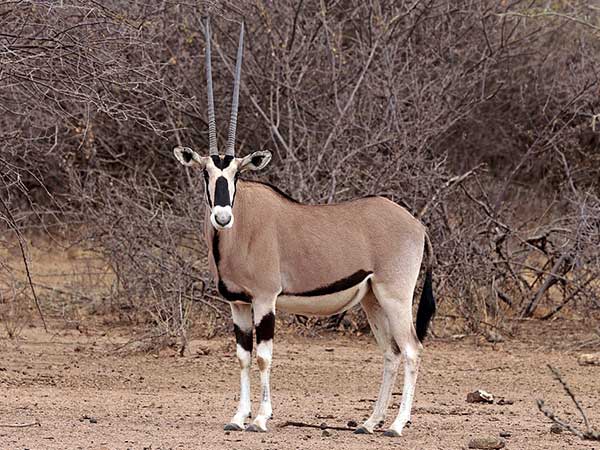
[238,150,272,172]
[173,147,207,167]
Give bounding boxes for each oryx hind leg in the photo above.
[371,279,422,438]
[354,289,400,435]
[225,303,253,431]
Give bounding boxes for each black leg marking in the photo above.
[234,324,253,352]
[218,279,252,303]
[255,312,275,344]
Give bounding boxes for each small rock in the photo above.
[324,348,334,352]
[347,420,358,428]
[467,437,505,449]
[496,398,514,406]
[499,431,511,438]
[486,331,504,343]
[322,429,332,437]
[466,390,494,404]
[89,417,98,424]
[578,353,600,366]
[319,422,328,429]
[550,423,563,434]
[195,346,210,356]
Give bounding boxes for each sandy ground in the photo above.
[1,319,599,450]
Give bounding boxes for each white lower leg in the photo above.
[248,304,275,432]
[251,339,273,430]
[388,344,421,435]
[362,350,399,432]
[230,345,252,427]
[227,304,253,430]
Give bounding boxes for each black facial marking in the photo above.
[284,270,373,297]
[214,176,230,207]
[203,170,212,206]
[234,324,253,352]
[210,154,235,169]
[391,339,401,355]
[218,279,252,303]
[256,312,275,344]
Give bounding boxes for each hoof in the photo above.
[245,424,267,433]
[353,426,372,435]
[383,429,402,438]
[224,423,243,431]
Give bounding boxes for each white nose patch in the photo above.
[211,205,234,229]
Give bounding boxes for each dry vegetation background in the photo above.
[0,0,599,349]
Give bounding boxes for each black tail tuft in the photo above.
[416,267,435,342]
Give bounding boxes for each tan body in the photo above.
[207,181,426,316]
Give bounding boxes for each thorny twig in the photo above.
[536,364,600,441]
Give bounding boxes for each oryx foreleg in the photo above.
[224,303,253,431]
[246,297,276,432]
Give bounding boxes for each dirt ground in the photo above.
[1,319,599,450]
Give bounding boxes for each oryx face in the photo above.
[173,147,271,230]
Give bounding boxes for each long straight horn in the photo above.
[225,22,244,157]
[205,17,218,155]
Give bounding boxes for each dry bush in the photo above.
[0,0,599,346]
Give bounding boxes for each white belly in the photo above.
[277,275,372,316]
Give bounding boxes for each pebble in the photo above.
[347,420,358,428]
[322,429,332,437]
[578,353,600,366]
[550,423,563,434]
[466,390,494,404]
[467,437,505,449]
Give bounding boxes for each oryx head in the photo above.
[174,18,271,230]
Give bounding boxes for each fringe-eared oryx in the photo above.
[173,17,436,437]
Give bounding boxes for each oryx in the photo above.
[173,17,436,437]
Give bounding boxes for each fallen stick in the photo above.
[0,420,41,428]
[279,420,354,431]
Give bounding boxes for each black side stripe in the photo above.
[234,324,253,352]
[256,312,275,344]
[283,270,373,297]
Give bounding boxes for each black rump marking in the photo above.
[214,176,230,206]
[234,324,253,352]
[256,312,275,344]
[211,155,234,169]
[284,270,373,297]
